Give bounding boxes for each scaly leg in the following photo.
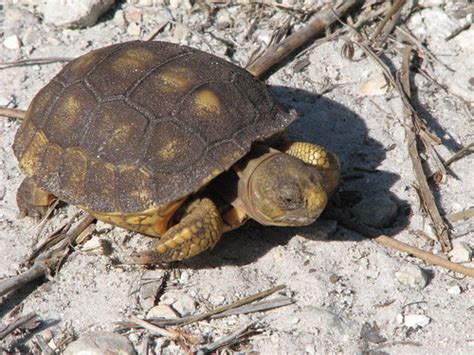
[278,141,340,196]
[16,177,56,219]
[133,197,224,263]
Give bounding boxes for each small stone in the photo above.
[139,270,166,310]
[43,0,116,28]
[0,93,15,108]
[172,23,189,41]
[124,6,143,23]
[161,291,196,317]
[394,264,429,290]
[64,332,136,355]
[127,22,141,36]
[351,196,398,228]
[357,73,389,97]
[448,241,473,263]
[447,285,462,295]
[396,313,404,324]
[95,220,113,233]
[403,314,430,328]
[147,304,179,319]
[82,236,112,255]
[3,35,21,49]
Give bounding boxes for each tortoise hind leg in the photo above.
[133,197,224,264]
[17,177,56,219]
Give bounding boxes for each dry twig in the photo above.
[328,209,474,278]
[197,322,263,353]
[444,142,474,167]
[447,208,474,223]
[0,313,40,340]
[399,46,452,251]
[0,107,26,120]
[246,0,358,78]
[0,214,95,297]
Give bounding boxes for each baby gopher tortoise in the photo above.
[13,41,340,263]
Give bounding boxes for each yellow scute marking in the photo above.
[63,95,82,117]
[159,140,178,160]
[158,66,195,93]
[112,47,154,72]
[20,131,48,176]
[71,51,98,72]
[111,125,133,141]
[194,89,221,117]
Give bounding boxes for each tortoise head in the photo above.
[236,148,329,226]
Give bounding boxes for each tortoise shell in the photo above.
[13,41,296,214]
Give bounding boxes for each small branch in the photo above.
[400,46,452,251]
[328,209,474,278]
[0,263,48,298]
[0,313,39,340]
[445,22,471,41]
[0,107,27,120]
[246,0,358,78]
[0,214,95,297]
[444,142,474,167]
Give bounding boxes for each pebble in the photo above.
[394,264,429,290]
[43,0,116,28]
[95,220,113,233]
[81,236,111,255]
[447,285,462,295]
[147,304,179,319]
[124,6,143,23]
[64,332,136,355]
[351,196,398,228]
[403,314,431,328]
[357,73,389,97]
[139,270,166,310]
[448,241,473,263]
[127,22,141,36]
[3,35,22,49]
[161,291,196,317]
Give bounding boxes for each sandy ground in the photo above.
[1,1,473,354]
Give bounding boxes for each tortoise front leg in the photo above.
[17,177,56,219]
[278,141,340,196]
[133,197,224,263]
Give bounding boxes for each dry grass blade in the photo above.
[370,0,406,45]
[246,0,358,78]
[446,207,474,223]
[197,321,263,353]
[0,107,27,120]
[129,315,181,340]
[179,284,286,326]
[373,0,406,49]
[0,313,39,340]
[116,285,287,331]
[209,296,294,320]
[0,57,71,69]
[399,46,452,251]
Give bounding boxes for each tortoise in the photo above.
[13,40,340,263]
